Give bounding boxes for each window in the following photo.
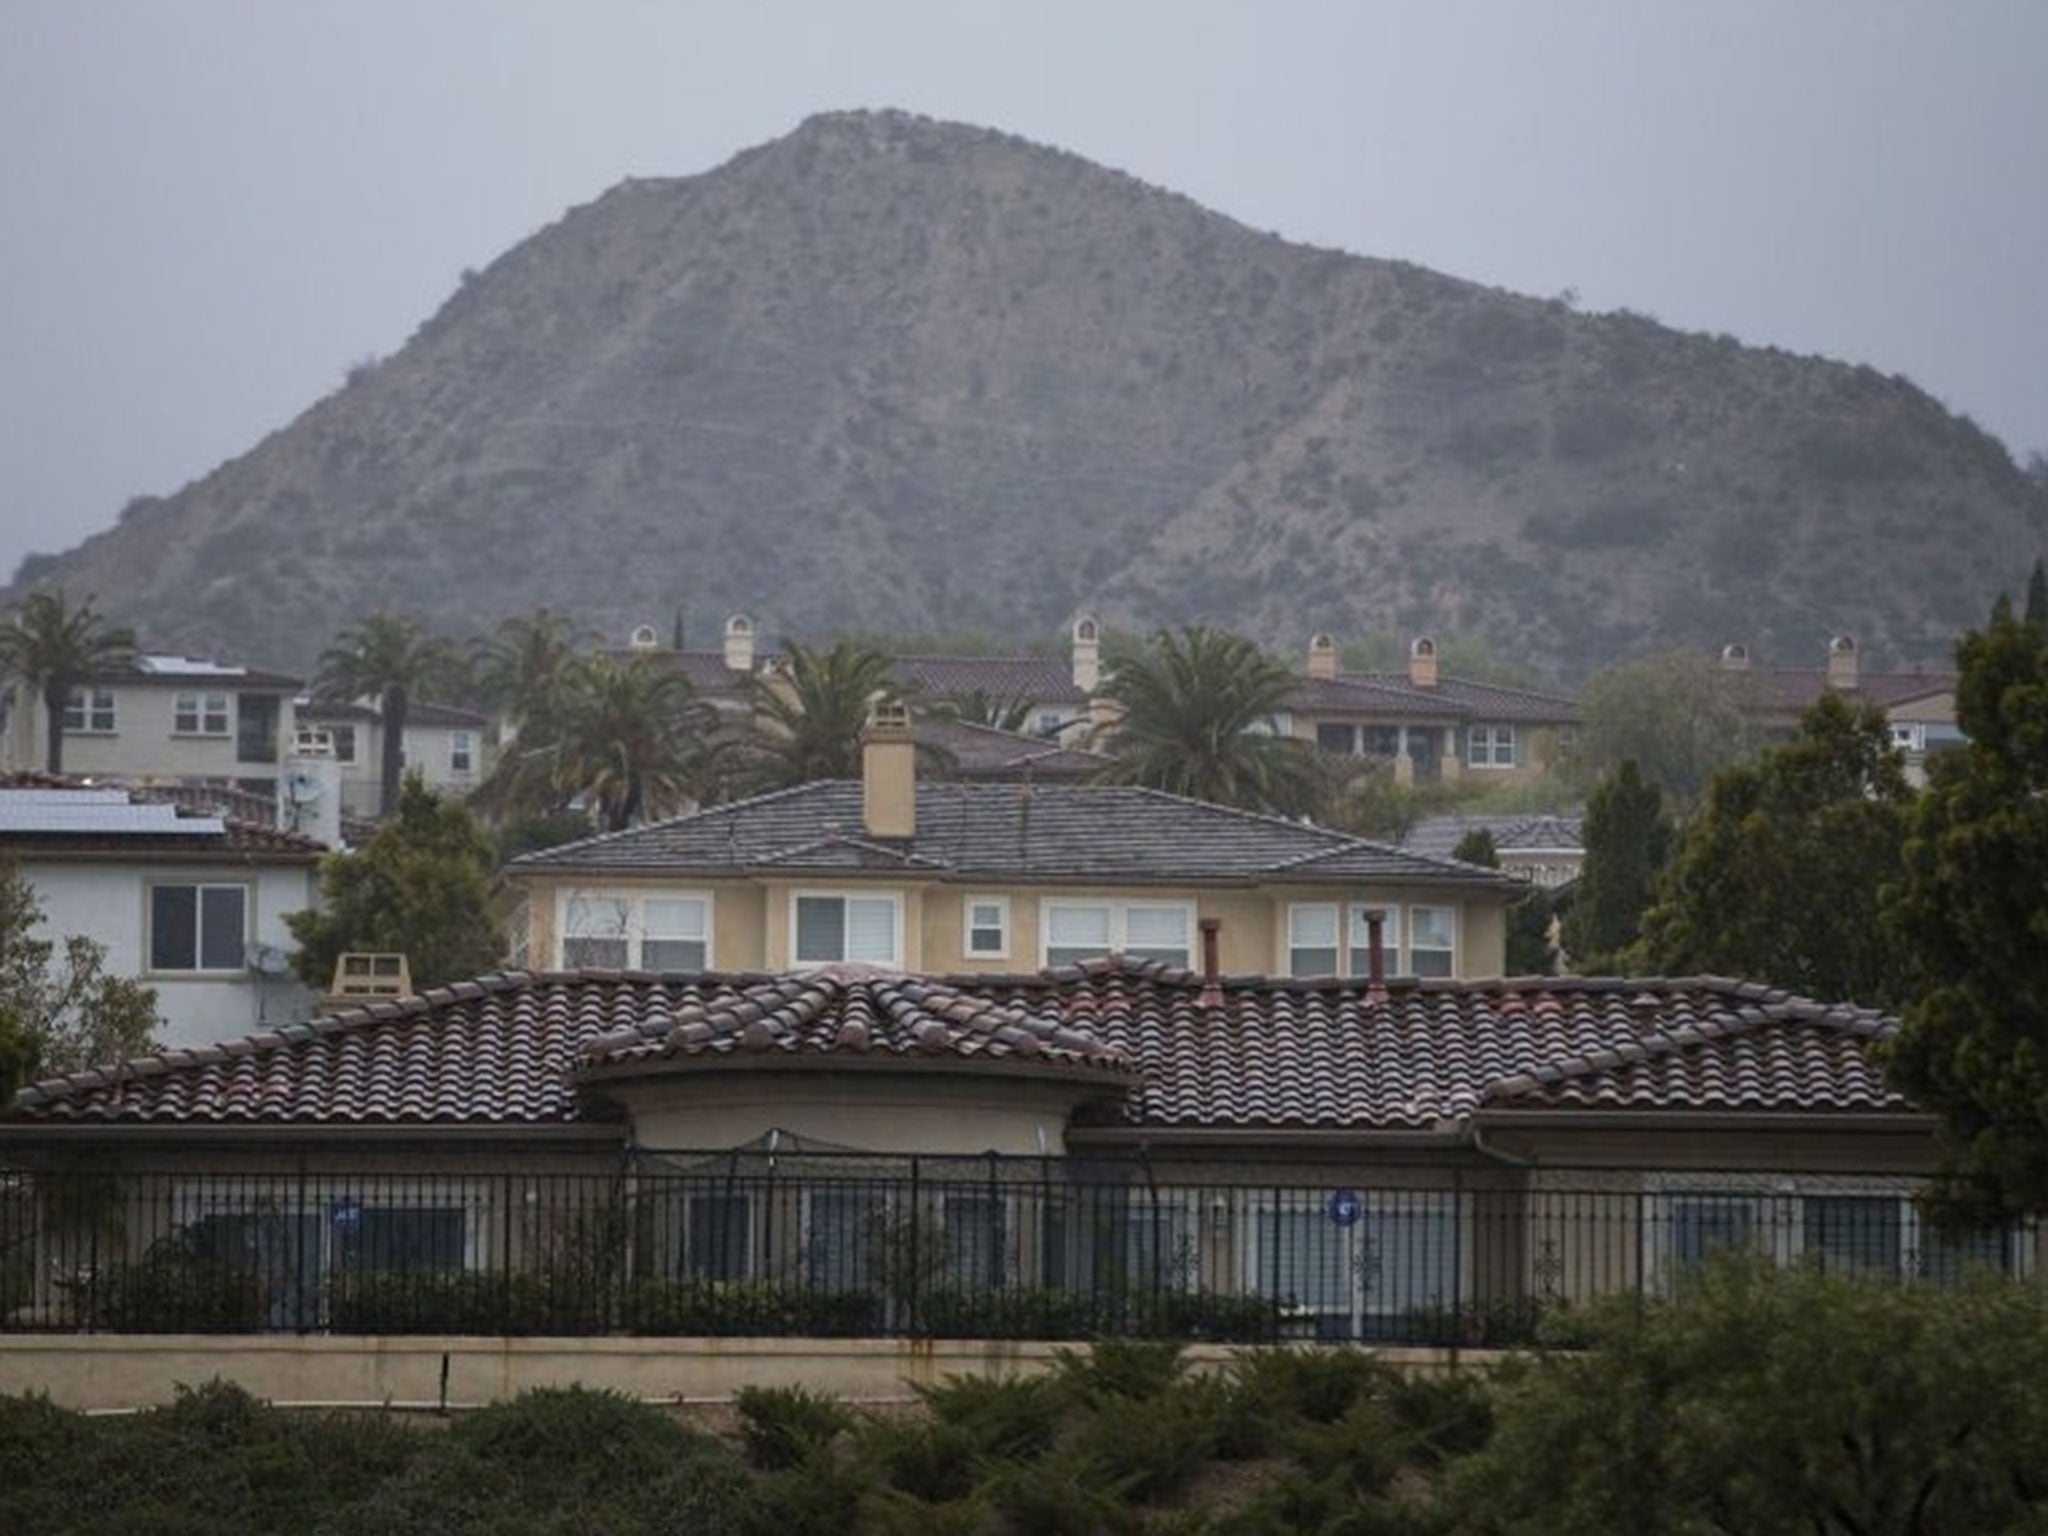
[1316,722,1358,755]
[943,1191,1010,1291]
[63,687,115,733]
[559,892,710,971]
[1043,900,1194,968]
[149,883,247,971]
[450,730,475,773]
[174,692,230,735]
[1250,1193,1461,1339]
[1466,724,1516,769]
[794,892,900,966]
[1033,711,1068,738]
[805,1187,889,1292]
[683,1193,753,1281]
[964,896,1009,959]
[330,725,357,764]
[1348,905,1398,977]
[1408,906,1456,977]
[1288,903,1339,976]
[1890,722,1926,753]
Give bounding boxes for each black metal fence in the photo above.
[0,1155,2028,1343]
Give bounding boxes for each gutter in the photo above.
[0,1122,627,1148]
[1067,1125,1464,1150]
[1467,1108,1936,1134]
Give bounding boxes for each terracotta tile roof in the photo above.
[1730,668,1957,716]
[890,655,1085,706]
[299,698,489,728]
[1340,672,1581,725]
[508,780,1512,888]
[916,716,1108,780]
[1405,813,1583,861]
[1289,676,1467,719]
[3,963,1910,1134]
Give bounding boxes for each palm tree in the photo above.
[0,590,137,773]
[741,639,909,790]
[1092,626,1326,816]
[507,653,726,831]
[315,612,460,815]
[937,689,1041,736]
[472,608,587,740]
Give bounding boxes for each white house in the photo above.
[293,699,490,818]
[0,781,323,1048]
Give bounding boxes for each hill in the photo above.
[14,109,2043,681]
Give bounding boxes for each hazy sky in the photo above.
[3,1,2045,589]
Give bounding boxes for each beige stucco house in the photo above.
[295,698,490,818]
[497,708,1523,982]
[1719,635,1959,785]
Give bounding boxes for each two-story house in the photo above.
[0,778,322,1047]
[0,654,301,794]
[499,703,1522,982]
[1287,636,1580,786]
[294,698,491,818]
[1718,636,1959,784]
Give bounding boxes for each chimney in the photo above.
[1307,633,1338,680]
[1408,637,1439,690]
[1826,634,1858,691]
[1363,907,1388,1002]
[628,624,659,652]
[723,614,756,674]
[861,697,916,840]
[1718,643,1751,672]
[1197,917,1223,1009]
[1071,616,1101,693]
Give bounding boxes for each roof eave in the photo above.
[1468,1107,1933,1133]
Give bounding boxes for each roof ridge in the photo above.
[507,779,845,864]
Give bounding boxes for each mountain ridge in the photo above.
[14,108,2043,682]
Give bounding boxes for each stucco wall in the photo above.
[48,685,297,784]
[22,857,319,1046]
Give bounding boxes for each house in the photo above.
[496,703,1524,981]
[0,780,322,1047]
[294,698,490,818]
[0,654,302,794]
[1718,636,1959,783]
[1288,637,1580,786]
[0,956,2004,1353]
[1404,813,1583,890]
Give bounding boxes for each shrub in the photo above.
[734,1384,853,1471]
[913,1372,1065,1461]
[66,1238,269,1332]
[450,1386,701,1495]
[1054,1338,1189,1404]
[1226,1348,1395,1427]
[859,1413,987,1502]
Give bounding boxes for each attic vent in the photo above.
[629,624,659,650]
[1719,643,1751,670]
[329,952,412,1001]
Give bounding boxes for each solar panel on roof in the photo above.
[0,793,222,837]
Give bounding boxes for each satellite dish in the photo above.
[283,769,323,807]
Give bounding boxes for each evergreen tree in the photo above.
[285,775,503,992]
[1885,598,2048,1223]
[1567,651,1753,810]
[1560,761,1669,973]
[0,857,159,1094]
[2025,557,2047,630]
[1450,826,1498,866]
[1638,692,1914,1005]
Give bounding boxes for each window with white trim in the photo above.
[1408,906,1456,977]
[805,1186,890,1293]
[450,730,475,773]
[1466,723,1516,768]
[559,892,711,971]
[682,1192,753,1281]
[964,896,1009,960]
[173,691,231,735]
[149,882,247,972]
[1248,1192,1462,1339]
[1348,904,1398,977]
[1043,900,1193,968]
[1288,903,1339,977]
[330,725,357,764]
[1889,722,1926,753]
[793,892,901,966]
[63,687,116,733]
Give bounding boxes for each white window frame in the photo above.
[1281,903,1409,979]
[173,691,231,736]
[1407,905,1457,977]
[1040,898,1196,969]
[1287,902,1341,977]
[63,686,116,733]
[1242,1190,1467,1334]
[146,880,250,974]
[450,730,475,774]
[962,895,1010,961]
[1889,722,1926,753]
[789,889,904,968]
[1466,723,1516,769]
[678,1189,757,1281]
[1348,903,1399,977]
[330,724,358,764]
[556,890,714,972]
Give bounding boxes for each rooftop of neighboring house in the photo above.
[505,778,1520,888]
[297,698,490,730]
[1715,636,1957,717]
[0,778,323,861]
[115,777,376,848]
[94,653,303,691]
[915,716,1107,781]
[1293,635,1580,725]
[1404,813,1584,863]
[1,959,1911,1135]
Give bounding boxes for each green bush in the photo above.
[859,1413,988,1502]
[913,1371,1065,1461]
[734,1384,852,1471]
[1054,1338,1189,1404]
[65,1240,269,1332]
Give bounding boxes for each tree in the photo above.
[1638,692,1914,1006]
[741,639,907,790]
[2026,557,2047,630]
[1560,760,1670,973]
[1450,827,1498,866]
[0,857,159,1095]
[1567,650,1754,810]
[315,612,460,816]
[285,775,502,992]
[937,689,1040,736]
[1451,826,1554,974]
[472,607,587,738]
[1884,599,2048,1224]
[0,590,137,774]
[1092,626,1325,816]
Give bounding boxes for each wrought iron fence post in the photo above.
[908,1154,923,1337]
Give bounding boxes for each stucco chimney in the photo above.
[1307,633,1338,680]
[1408,637,1439,690]
[861,697,916,841]
[723,614,756,674]
[1071,616,1101,693]
[1718,643,1751,671]
[1826,634,1859,691]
